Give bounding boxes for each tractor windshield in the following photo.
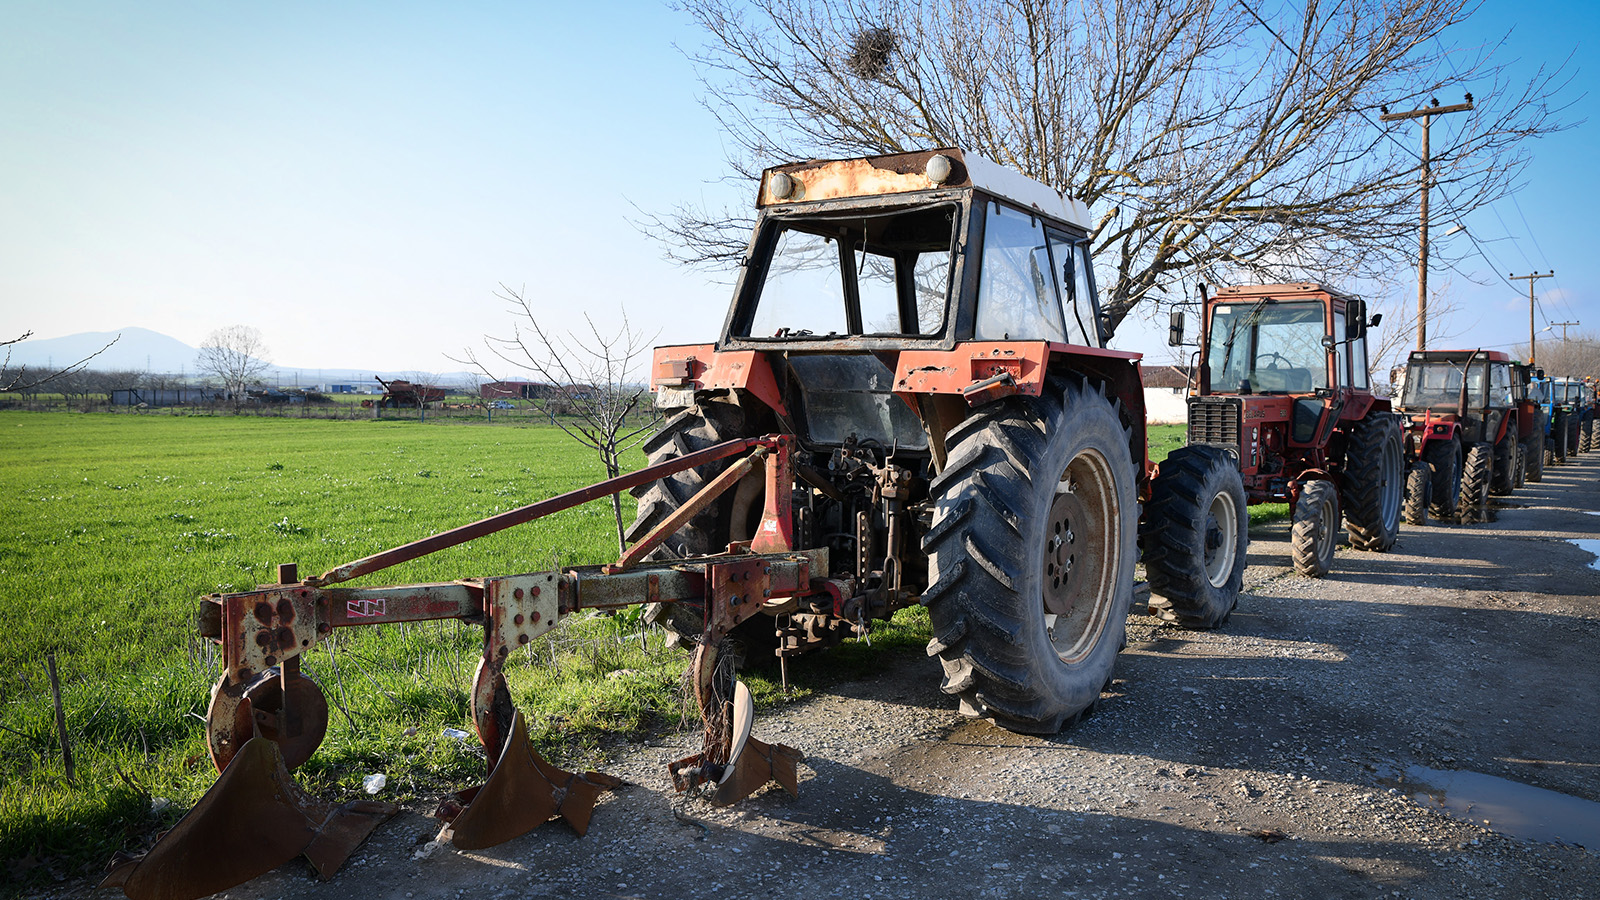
[1401,361,1488,409]
[1555,380,1588,403]
[739,204,957,339]
[1205,300,1328,393]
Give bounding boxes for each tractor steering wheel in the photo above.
[1260,351,1291,370]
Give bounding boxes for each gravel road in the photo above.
[75,455,1600,900]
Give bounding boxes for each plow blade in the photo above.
[100,737,396,900]
[437,708,621,850]
[670,681,804,807]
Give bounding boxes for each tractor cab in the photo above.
[1181,283,1382,503]
[654,148,1146,474]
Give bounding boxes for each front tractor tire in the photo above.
[1425,437,1462,521]
[1141,445,1248,629]
[1291,480,1340,578]
[923,377,1138,734]
[1402,462,1431,526]
[1342,413,1404,551]
[1458,442,1494,524]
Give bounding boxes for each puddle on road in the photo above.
[1381,765,1600,848]
[1566,539,1600,571]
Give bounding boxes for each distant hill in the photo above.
[4,327,476,388]
[6,327,200,375]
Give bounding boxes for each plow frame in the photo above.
[111,435,818,900]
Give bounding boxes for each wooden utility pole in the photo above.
[1511,271,1556,363]
[1550,320,1580,342]
[1381,95,1475,351]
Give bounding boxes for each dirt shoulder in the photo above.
[66,458,1600,900]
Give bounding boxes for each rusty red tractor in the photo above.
[1395,350,1525,526]
[1163,283,1404,579]
[104,149,1235,900]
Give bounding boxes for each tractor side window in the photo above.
[749,229,849,337]
[1491,364,1513,405]
[1332,310,1347,391]
[1349,327,1370,390]
[975,202,1069,342]
[1049,231,1099,346]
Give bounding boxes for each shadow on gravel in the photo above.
[413,754,1450,900]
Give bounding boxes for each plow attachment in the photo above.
[111,435,822,898]
[436,708,622,849]
[100,737,396,900]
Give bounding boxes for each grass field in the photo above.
[0,412,1215,888]
[0,411,935,887]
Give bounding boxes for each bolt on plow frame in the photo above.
[107,149,1229,900]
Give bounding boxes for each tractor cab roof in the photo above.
[757,148,1091,231]
[1211,282,1357,304]
[1407,349,1514,364]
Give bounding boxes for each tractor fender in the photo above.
[647,344,789,418]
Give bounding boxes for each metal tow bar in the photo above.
[103,436,814,900]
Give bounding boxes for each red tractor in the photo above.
[1395,350,1526,525]
[1165,283,1404,578]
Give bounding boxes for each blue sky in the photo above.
[1,1,1594,376]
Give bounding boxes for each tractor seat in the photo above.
[1251,367,1313,393]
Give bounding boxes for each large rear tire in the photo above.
[1582,414,1595,453]
[1402,462,1431,526]
[1458,442,1494,524]
[1142,445,1248,629]
[1425,437,1462,521]
[625,401,754,646]
[1525,433,1544,483]
[1552,411,1570,465]
[1291,480,1340,578]
[1342,413,1403,551]
[923,377,1137,734]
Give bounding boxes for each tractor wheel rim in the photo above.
[1043,448,1118,665]
[1317,496,1337,560]
[1204,490,1238,588]
[1380,435,1403,531]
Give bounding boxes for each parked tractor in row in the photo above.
[1394,350,1528,525]
[1158,282,1403,581]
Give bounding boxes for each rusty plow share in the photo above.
[105,436,816,900]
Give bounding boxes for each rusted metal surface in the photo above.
[749,435,795,554]
[307,437,761,587]
[612,446,770,571]
[438,709,620,850]
[101,737,396,900]
[648,346,790,418]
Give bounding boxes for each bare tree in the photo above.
[1368,280,1465,386]
[1533,333,1600,379]
[457,287,660,554]
[197,326,271,410]
[1,330,120,393]
[655,0,1573,333]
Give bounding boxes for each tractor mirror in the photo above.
[1168,311,1185,346]
[1346,298,1366,339]
[1369,312,1383,329]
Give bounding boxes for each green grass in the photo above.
[3,415,1275,887]
[0,411,930,888]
